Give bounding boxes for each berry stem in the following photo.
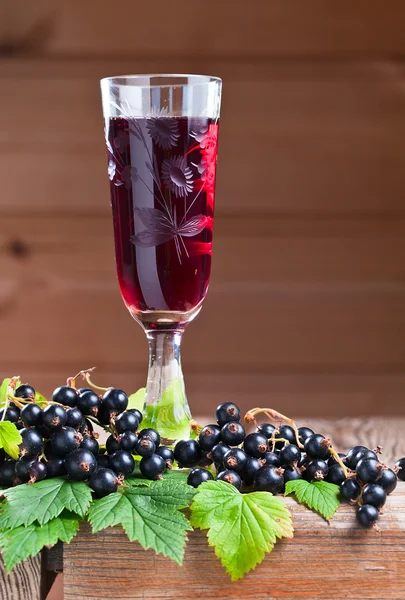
[190,419,203,436]
[328,446,349,476]
[245,407,304,449]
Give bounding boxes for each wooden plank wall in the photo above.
[0,1,404,417]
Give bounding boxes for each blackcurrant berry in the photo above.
[65,449,97,481]
[118,431,138,452]
[261,451,281,467]
[128,408,143,424]
[0,404,20,423]
[28,461,47,483]
[198,424,222,452]
[326,464,346,485]
[109,450,135,476]
[101,388,128,414]
[279,444,301,466]
[210,443,231,464]
[346,446,376,470]
[156,446,174,468]
[66,407,84,430]
[89,468,119,497]
[20,403,42,428]
[305,459,329,481]
[395,457,405,481]
[215,402,240,427]
[77,388,92,395]
[223,448,248,474]
[19,428,43,457]
[115,411,139,434]
[97,403,113,426]
[283,465,302,484]
[46,457,66,478]
[221,422,246,446]
[275,425,296,448]
[356,458,383,484]
[42,405,67,431]
[106,434,121,455]
[16,458,45,483]
[96,454,110,469]
[257,423,276,439]
[15,384,35,400]
[357,504,379,528]
[243,433,268,458]
[241,457,262,485]
[254,466,284,494]
[138,428,160,448]
[362,483,386,510]
[51,427,81,457]
[80,435,99,456]
[340,479,361,502]
[297,426,314,443]
[173,439,202,468]
[187,467,213,488]
[139,454,166,480]
[304,434,330,460]
[0,459,16,487]
[135,437,155,458]
[379,468,398,495]
[216,469,242,490]
[77,391,100,417]
[52,386,78,408]
[198,452,214,468]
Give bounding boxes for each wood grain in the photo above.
[0,555,41,600]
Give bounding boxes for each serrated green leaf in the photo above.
[126,468,190,488]
[127,388,145,411]
[0,513,79,572]
[0,478,92,529]
[190,480,293,581]
[89,480,195,564]
[0,422,22,460]
[284,479,340,520]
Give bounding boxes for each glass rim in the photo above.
[100,73,222,87]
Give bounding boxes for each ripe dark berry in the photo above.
[223,448,248,474]
[254,466,284,494]
[243,433,268,458]
[257,423,276,439]
[362,484,386,510]
[174,439,202,468]
[52,386,78,408]
[356,458,383,484]
[346,446,376,470]
[326,464,346,485]
[89,468,119,497]
[109,450,135,476]
[77,391,100,416]
[27,460,47,483]
[261,451,281,467]
[80,435,99,455]
[0,404,20,423]
[19,428,43,457]
[42,405,67,431]
[115,411,139,434]
[15,458,36,483]
[15,384,36,400]
[305,459,329,481]
[97,403,113,426]
[65,449,97,481]
[51,427,81,457]
[118,431,138,452]
[216,469,241,490]
[101,388,128,414]
[21,403,42,428]
[66,407,83,430]
[215,402,240,427]
[135,437,155,458]
[304,434,329,460]
[275,425,296,447]
[138,428,160,448]
[357,504,379,528]
[221,422,245,446]
[379,468,398,495]
[279,444,301,466]
[297,426,314,443]
[198,424,222,452]
[340,479,361,502]
[187,468,213,488]
[395,457,405,481]
[96,454,110,469]
[210,444,231,464]
[0,459,16,486]
[46,458,66,478]
[242,457,262,485]
[283,465,302,484]
[128,408,143,424]
[199,452,213,468]
[140,454,165,480]
[106,435,121,455]
[156,446,174,468]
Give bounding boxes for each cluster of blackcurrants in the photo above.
[0,383,171,497]
[183,402,403,529]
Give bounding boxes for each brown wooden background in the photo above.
[1,1,405,417]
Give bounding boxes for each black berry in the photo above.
[305,459,329,481]
[139,454,165,480]
[297,426,314,443]
[15,384,36,400]
[118,431,138,452]
[106,434,121,455]
[101,388,128,414]
[51,427,81,457]
[135,437,155,458]
[356,458,383,484]
[20,404,42,428]
[221,422,245,446]
[304,434,330,460]
[19,428,43,457]
[210,444,231,464]
[80,435,99,456]
[279,444,301,466]
[340,479,361,502]
[138,428,160,448]
[52,386,78,408]
[275,425,296,447]
[254,466,284,494]
[65,449,97,481]
[46,457,66,478]
[216,469,241,490]
[42,405,67,431]
[357,504,379,528]
[0,459,16,486]
[395,457,405,481]
[379,468,398,495]
[198,424,222,452]
[128,408,143,424]
[257,423,276,439]
[242,457,262,485]
[77,391,100,416]
[223,448,248,474]
[89,468,119,497]
[173,439,202,468]
[156,446,174,468]
[0,404,20,423]
[187,468,213,488]
[115,411,139,434]
[283,465,302,484]
[109,450,135,476]
[243,433,268,458]
[261,451,281,467]
[362,483,386,510]
[66,407,84,430]
[326,463,346,485]
[215,402,240,427]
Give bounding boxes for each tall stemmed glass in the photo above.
[100,75,222,442]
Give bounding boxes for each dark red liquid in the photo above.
[106,116,219,318]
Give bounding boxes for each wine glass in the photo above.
[100,74,222,442]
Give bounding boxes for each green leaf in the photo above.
[127,388,145,412]
[89,480,195,564]
[190,480,294,581]
[284,479,341,521]
[0,513,79,572]
[0,379,11,407]
[141,379,191,442]
[0,422,22,460]
[0,478,92,529]
[34,392,48,406]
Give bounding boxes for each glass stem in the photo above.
[143,329,192,443]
